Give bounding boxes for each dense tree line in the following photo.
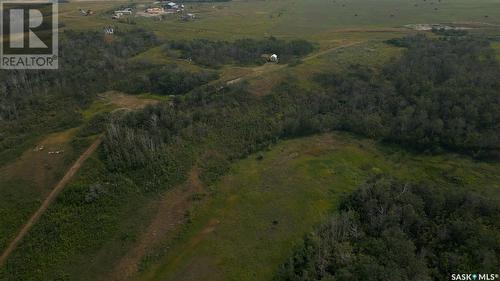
[167,37,314,68]
[102,83,279,172]
[431,28,468,37]
[116,64,218,95]
[316,35,500,156]
[275,176,500,281]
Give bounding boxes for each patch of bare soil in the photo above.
[99,91,159,110]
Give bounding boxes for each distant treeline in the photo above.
[167,37,314,68]
[275,176,500,281]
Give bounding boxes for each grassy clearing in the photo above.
[82,91,161,121]
[140,133,500,281]
[136,93,172,102]
[131,45,204,72]
[99,91,159,110]
[131,45,174,65]
[245,40,403,95]
[82,100,116,121]
[311,40,404,70]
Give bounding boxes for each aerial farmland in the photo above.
[0,0,499,280]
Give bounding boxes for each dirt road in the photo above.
[0,137,103,267]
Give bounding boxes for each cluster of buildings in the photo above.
[404,23,470,31]
[144,1,185,16]
[108,1,196,20]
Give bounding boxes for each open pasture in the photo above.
[58,0,500,44]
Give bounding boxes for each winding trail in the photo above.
[0,136,103,267]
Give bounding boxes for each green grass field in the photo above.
[139,133,500,281]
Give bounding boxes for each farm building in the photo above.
[114,8,133,15]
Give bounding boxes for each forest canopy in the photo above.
[275,176,500,281]
[315,35,500,156]
[116,64,219,96]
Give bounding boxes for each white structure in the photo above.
[270,54,278,62]
[114,8,133,15]
[166,2,179,9]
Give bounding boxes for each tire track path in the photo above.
[0,136,103,267]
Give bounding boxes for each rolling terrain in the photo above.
[1,0,499,280]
